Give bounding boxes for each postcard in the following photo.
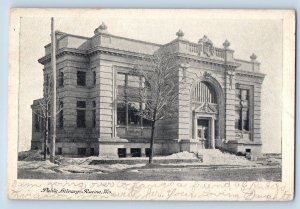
[7,8,295,200]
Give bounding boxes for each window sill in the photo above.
[116,125,152,129]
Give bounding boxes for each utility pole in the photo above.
[50,17,56,163]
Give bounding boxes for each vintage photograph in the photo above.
[8,9,295,200]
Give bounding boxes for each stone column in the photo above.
[210,117,215,149]
[193,114,197,139]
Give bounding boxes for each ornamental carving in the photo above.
[194,102,218,114]
[203,71,212,79]
[198,35,214,57]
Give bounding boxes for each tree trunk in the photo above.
[148,120,156,164]
[44,113,49,160]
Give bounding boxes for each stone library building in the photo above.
[31,23,265,157]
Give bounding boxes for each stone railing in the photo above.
[174,40,234,62]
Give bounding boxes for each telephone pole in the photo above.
[50,17,56,163]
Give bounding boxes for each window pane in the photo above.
[235,89,241,100]
[117,73,126,86]
[92,110,96,128]
[59,101,63,128]
[59,72,64,87]
[34,114,40,132]
[128,75,140,88]
[77,71,86,86]
[243,109,249,131]
[93,71,96,85]
[77,110,86,128]
[235,109,242,130]
[143,118,152,127]
[128,102,140,125]
[77,101,86,108]
[117,103,126,125]
[141,103,151,126]
[241,89,249,101]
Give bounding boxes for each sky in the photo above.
[18,10,282,153]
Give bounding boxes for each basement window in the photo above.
[78,148,86,156]
[118,148,126,158]
[131,148,141,157]
[58,147,62,155]
[90,148,95,156]
[145,148,151,157]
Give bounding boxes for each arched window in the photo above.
[191,81,217,103]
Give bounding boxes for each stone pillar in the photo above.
[98,63,113,139]
[126,148,131,157]
[193,114,197,139]
[224,69,236,141]
[210,117,215,149]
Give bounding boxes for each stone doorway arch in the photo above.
[190,74,225,149]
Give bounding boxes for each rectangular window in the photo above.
[58,71,64,87]
[77,101,86,128]
[77,148,86,156]
[93,71,96,86]
[117,73,126,86]
[141,103,152,126]
[241,89,249,101]
[92,101,96,128]
[145,148,151,157]
[48,117,51,132]
[34,114,40,132]
[90,148,95,156]
[58,147,62,155]
[128,102,140,126]
[77,110,86,128]
[118,148,127,158]
[235,109,242,130]
[77,71,86,86]
[235,88,250,132]
[242,109,249,131]
[117,102,126,125]
[127,75,140,88]
[59,101,64,128]
[77,101,86,108]
[131,148,141,157]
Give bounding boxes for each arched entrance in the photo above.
[191,77,224,149]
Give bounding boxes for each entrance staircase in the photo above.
[197,149,255,166]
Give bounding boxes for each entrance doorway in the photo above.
[197,119,210,148]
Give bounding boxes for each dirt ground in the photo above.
[17,150,282,181]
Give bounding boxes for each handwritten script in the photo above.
[9,180,293,201]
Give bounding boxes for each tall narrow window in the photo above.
[34,114,40,132]
[92,101,96,128]
[235,89,249,131]
[77,71,86,86]
[116,72,151,127]
[127,75,140,88]
[93,71,96,86]
[117,102,126,125]
[141,103,152,126]
[117,73,126,86]
[128,102,141,126]
[59,101,63,128]
[77,101,86,128]
[58,71,64,87]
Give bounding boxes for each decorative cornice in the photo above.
[235,70,265,79]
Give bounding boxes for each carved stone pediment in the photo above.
[198,35,214,57]
[194,102,218,114]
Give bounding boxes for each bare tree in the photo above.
[32,72,62,161]
[132,50,190,164]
